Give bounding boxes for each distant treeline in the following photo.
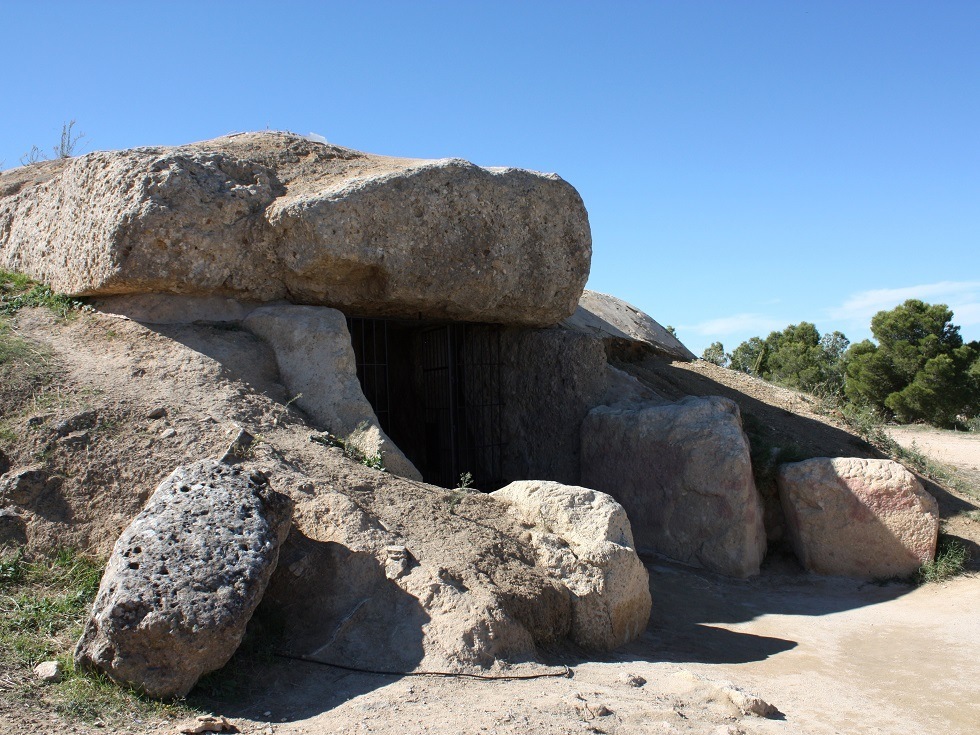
[700,299,980,429]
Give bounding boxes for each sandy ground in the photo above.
[167,560,980,735]
[887,425,980,475]
[8,561,979,735]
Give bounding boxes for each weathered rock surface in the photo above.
[33,660,63,683]
[581,396,766,578]
[776,457,939,578]
[74,460,292,698]
[490,481,651,649]
[497,326,611,484]
[0,131,590,326]
[263,484,574,673]
[0,466,61,506]
[562,290,696,361]
[243,304,421,480]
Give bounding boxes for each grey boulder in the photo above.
[581,396,766,578]
[562,290,696,361]
[74,460,292,698]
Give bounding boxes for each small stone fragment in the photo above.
[59,430,90,449]
[159,427,177,439]
[722,685,777,718]
[0,466,60,506]
[384,545,411,580]
[146,406,167,420]
[218,428,255,464]
[26,414,51,430]
[618,672,646,687]
[0,507,27,546]
[33,660,63,683]
[176,715,237,734]
[52,410,98,437]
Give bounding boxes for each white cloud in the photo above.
[952,302,980,327]
[680,313,785,336]
[828,281,980,323]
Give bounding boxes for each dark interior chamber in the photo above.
[347,317,505,490]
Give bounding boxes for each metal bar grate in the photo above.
[346,317,391,435]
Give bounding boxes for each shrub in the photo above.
[917,535,970,584]
[844,300,979,428]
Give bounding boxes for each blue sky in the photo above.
[2,1,977,355]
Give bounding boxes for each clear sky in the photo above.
[2,1,977,356]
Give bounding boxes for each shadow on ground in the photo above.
[632,555,912,666]
[545,553,914,670]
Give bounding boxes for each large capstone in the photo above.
[74,460,292,699]
[0,132,591,326]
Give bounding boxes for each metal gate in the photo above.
[347,318,504,490]
[420,324,504,490]
[346,318,391,434]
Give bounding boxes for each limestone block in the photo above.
[581,396,766,578]
[491,480,652,649]
[776,457,939,578]
[243,305,421,480]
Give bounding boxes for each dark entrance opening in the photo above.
[347,317,505,490]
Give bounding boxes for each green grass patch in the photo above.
[0,548,102,667]
[0,268,91,319]
[0,269,35,294]
[917,535,970,584]
[0,317,56,412]
[0,547,192,725]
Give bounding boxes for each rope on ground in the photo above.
[274,652,573,680]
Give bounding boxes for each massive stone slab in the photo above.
[562,290,696,361]
[581,396,767,578]
[74,460,292,698]
[777,457,939,578]
[491,481,652,649]
[243,304,421,480]
[0,131,591,326]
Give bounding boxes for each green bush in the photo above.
[917,535,970,584]
[844,300,979,428]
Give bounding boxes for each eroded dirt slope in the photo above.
[2,310,980,735]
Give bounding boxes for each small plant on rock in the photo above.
[309,424,387,473]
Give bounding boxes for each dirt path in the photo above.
[887,426,980,475]
[173,561,980,735]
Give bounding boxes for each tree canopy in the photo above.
[727,322,848,394]
[844,299,979,427]
[720,299,979,428]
